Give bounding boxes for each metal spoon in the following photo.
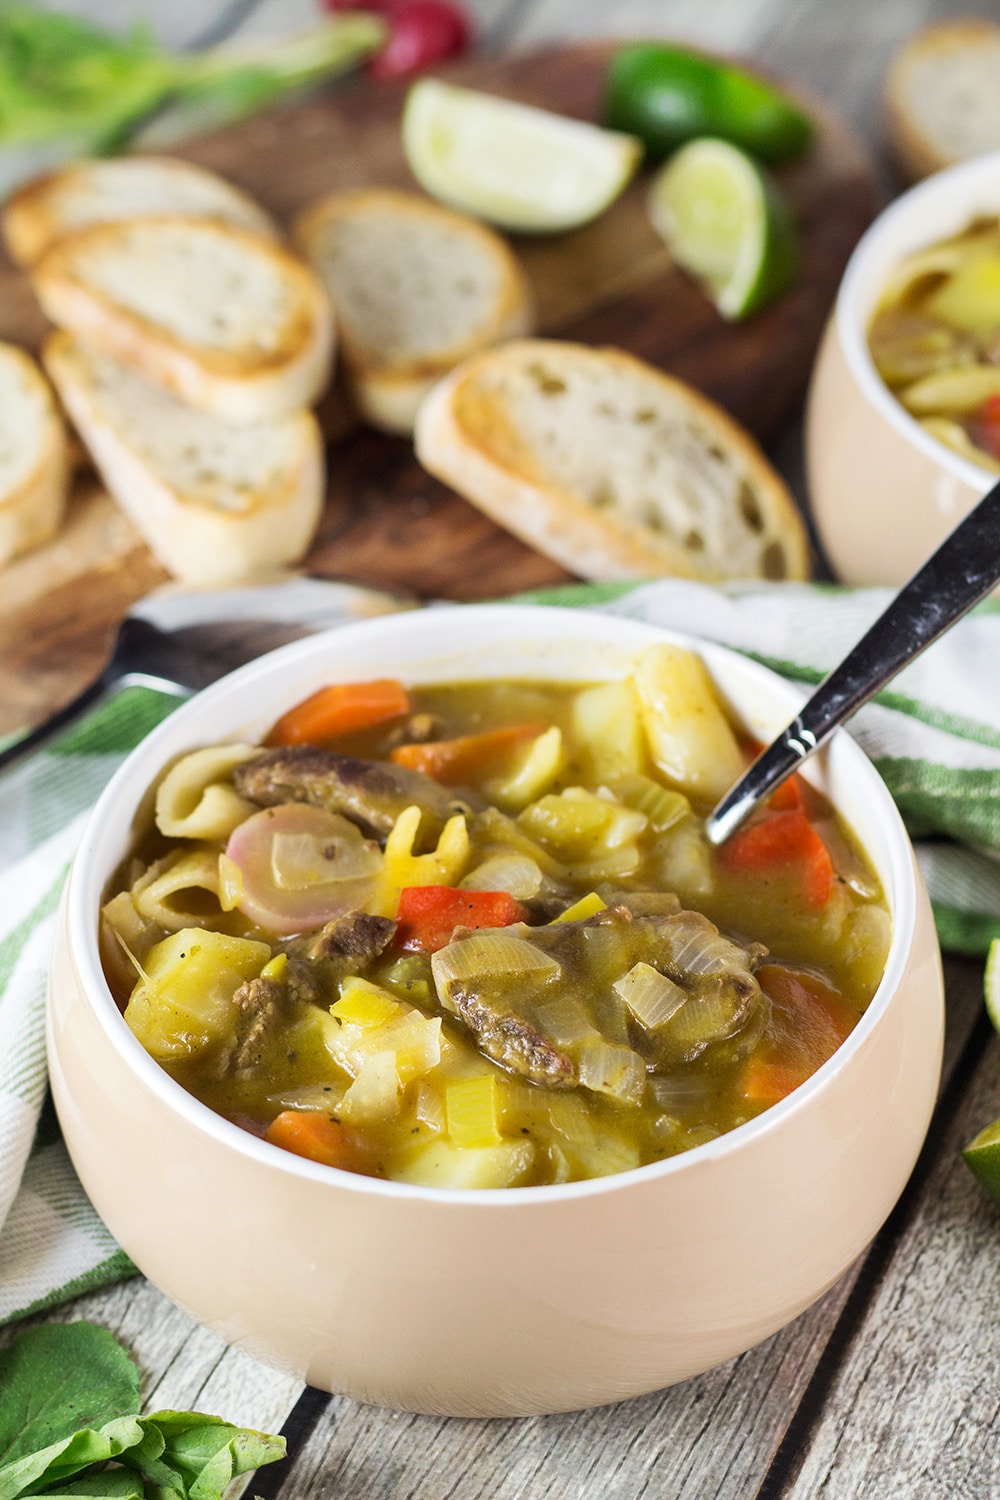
[704,476,1000,846]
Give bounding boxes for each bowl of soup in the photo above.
[806,150,1000,586]
[48,603,943,1416]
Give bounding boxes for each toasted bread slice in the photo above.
[44,332,325,585]
[885,20,1000,182]
[294,188,532,434]
[415,340,809,583]
[32,217,335,424]
[3,155,278,269]
[0,341,69,566]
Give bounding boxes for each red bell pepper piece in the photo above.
[396,885,525,952]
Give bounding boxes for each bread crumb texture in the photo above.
[71,344,306,514]
[0,348,48,497]
[447,344,804,581]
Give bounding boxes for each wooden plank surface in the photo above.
[4,3,1000,1499]
[0,33,878,738]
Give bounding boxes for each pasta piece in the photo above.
[132,848,226,931]
[369,805,471,917]
[901,364,1000,415]
[155,743,260,840]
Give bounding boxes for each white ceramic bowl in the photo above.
[48,604,944,1417]
[806,150,1000,586]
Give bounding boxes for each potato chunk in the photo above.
[123,927,271,1060]
[633,643,745,804]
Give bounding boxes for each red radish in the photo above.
[367,0,471,80]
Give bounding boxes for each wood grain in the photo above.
[0,41,878,737]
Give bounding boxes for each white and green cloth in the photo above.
[2,578,999,1326]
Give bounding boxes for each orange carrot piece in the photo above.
[719,807,834,907]
[741,1059,811,1106]
[768,773,805,812]
[267,679,410,747]
[390,722,545,784]
[265,1110,358,1170]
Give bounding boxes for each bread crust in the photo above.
[884,19,1000,183]
[294,188,532,434]
[0,342,69,566]
[3,155,278,269]
[32,217,335,424]
[415,340,809,584]
[43,332,325,585]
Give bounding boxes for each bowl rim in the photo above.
[62,602,921,1207]
[835,146,1000,493]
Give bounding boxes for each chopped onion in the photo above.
[271,823,380,889]
[663,914,755,977]
[576,1039,646,1105]
[460,852,543,899]
[432,930,562,989]
[339,1050,399,1125]
[649,1073,713,1110]
[614,962,688,1030]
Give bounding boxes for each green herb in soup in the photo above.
[868,216,1000,472]
[101,644,891,1189]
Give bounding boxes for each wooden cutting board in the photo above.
[0,42,879,737]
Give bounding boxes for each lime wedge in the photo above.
[985,936,1000,1033]
[648,136,798,320]
[964,1116,1000,1199]
[402,78,643,233]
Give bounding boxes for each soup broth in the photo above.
[869,215,1000,472]
[102,645,891,1189]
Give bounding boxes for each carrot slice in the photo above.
[396,885,526,952]
[266,679,410,747]
[718,807,833,907]
[740,1060,811,1105]
[265,1110,358,1170]
[390,722,545,784]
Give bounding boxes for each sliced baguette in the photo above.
[0,341,69,566]
[44,332,325,586]
[415,340,809,583]
[884,20,1000,182]
[3,155,278,269]
[294,188,533,434]
[32,217,335,424]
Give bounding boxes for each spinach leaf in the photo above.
[122,1413,286,1500]
[0,1325,140,1466]
[0,1323,286,1500]
[0,1416,142,1500]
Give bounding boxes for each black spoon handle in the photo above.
[705,476,1000,845]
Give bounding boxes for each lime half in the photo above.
[648,136,798,320]
[402,78,643,233]
[964,1117,1000,1199]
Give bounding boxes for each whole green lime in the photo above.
[604,43,814,164]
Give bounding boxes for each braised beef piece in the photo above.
[234,746,475,841]
[306,911,397,965]
[431,905,767,1088]
[446,989,576,1088]
[221,974,288,1076]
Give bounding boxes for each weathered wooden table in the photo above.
[2,2,999,1497]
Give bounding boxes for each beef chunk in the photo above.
[306,911,397,965]
[221,974,288,1076]
[446,989,576,1087]
[234,746,474,841]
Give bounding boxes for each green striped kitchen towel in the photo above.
[2,577,999,1326]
